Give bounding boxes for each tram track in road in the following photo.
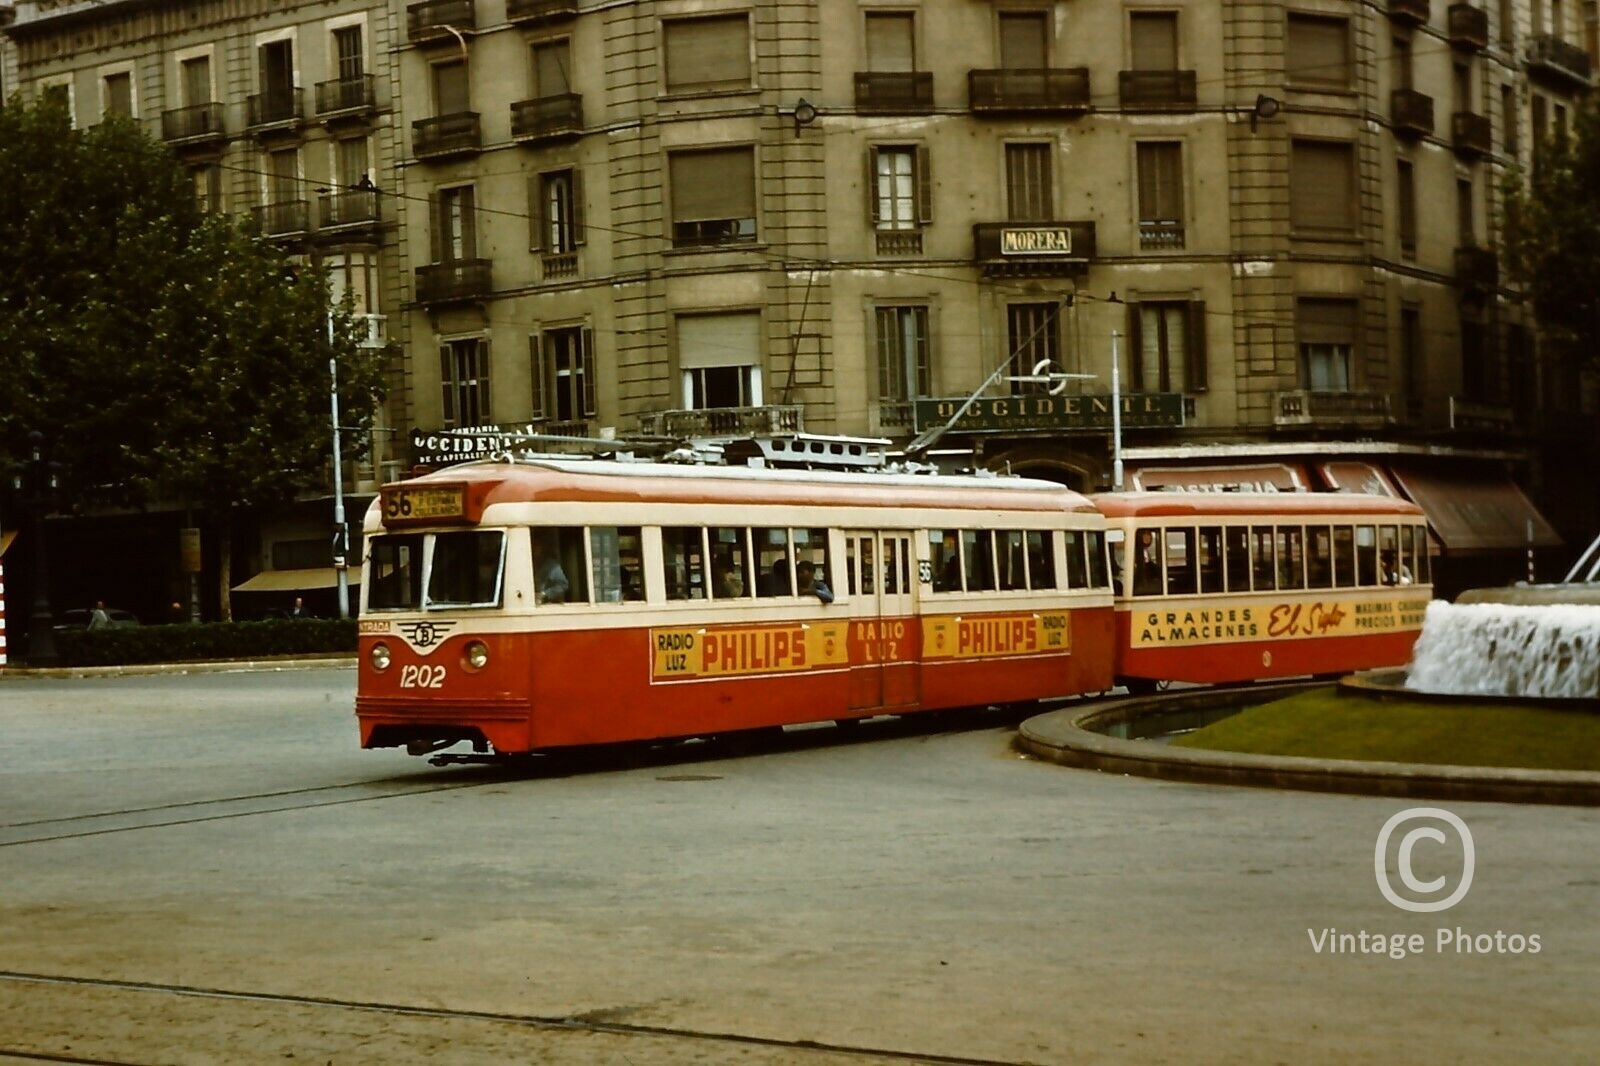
[0,970,1035,1066]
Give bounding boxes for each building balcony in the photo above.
[246,89,304,133]
[408,0,475,45]
[1449,397,1515,432]
[315,74,376,121]
[507,0,577,25]
[1391,88,1435,137]
[416,258,492,304]
[1388,0,1430,25]
[413,112,481,160]
[317,188,381,235]
[160,102,226,147]
[1455,245,1499,291]
[1526,34,1593,87]
[968,68,1091,114]
[637,406,804,438]
[511,94,583,143]
[1447,4,1489,49]
[541,251,578,280]
[1273,389,1393,428]
[1452,111,1492,157]
[1118,69,1197,112]
[251,200,312,239]
[854,71,934,114]
[875,230,923,256]
[973,221,1096,276]
[1139,219,1185,251]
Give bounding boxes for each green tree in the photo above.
[1503,99,1600,364]
[0,94,387,619]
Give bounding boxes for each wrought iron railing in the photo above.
[854,72,935,113]
[413,112,481,158]
[161,102,225,142]
[637,406,804,437]
[315,74,375,116]
[416,259,492,303]
[968,68,1091,113]
[1118,70,1197,111]
[511,94,583,141]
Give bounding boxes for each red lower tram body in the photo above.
[358,606,1117,754]
[1113,590,1431,687]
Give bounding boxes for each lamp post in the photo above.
[22,431,58,665]
[1110,328,1124,490]
[330,317,350,621]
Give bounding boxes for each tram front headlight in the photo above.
[464,640,489,670]
[370,642,392,671]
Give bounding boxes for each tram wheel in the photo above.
[1121,678,1160,697]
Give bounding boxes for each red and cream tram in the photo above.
[1093,492,1432,690]
[356,460,1116,756]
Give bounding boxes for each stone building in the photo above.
[6,0,1598,602]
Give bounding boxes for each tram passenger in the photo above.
[1380,550,1412,586]
[1132,529,1163,596]
[796,560,833,604]
[760,556,793,596]
[532,533,570,604]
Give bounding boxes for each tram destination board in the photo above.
[380,484,468,525]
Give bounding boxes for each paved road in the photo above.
[0,670,1596,1064]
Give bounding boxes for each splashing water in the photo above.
[1406,601,1600,699]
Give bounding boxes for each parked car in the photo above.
[53,608,140,632]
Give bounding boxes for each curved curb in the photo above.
[1017,685,1600,808]
[0,656,356,680]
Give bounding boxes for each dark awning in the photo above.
[1317,460,1401,497]
[1128,462,1310,493]
[1388,465,1562,553]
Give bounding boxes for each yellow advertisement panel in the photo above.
[1130,594,1429,648]
[651,621,850,681]
[922,612,1071,661]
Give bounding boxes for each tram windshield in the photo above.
[365,530,505,611]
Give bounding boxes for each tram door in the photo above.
[843,531,917,711]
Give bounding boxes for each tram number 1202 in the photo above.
[399,664,446,688]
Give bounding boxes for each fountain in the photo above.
[1404,587,1600,700]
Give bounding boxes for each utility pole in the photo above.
[330,317,350,621]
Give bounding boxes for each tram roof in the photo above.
[403,458,1100,514]
[1090,491,1426,519]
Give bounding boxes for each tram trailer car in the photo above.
[357,460,1117,757]
[1093,492,1433,690]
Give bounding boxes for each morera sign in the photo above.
[913,393,1185,433]
[1000,227,1076,255]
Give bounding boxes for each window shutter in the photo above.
[440,345,456,425]
[670,148,754,222]
[1291,142,1356,232]
[1186,301,1208,392]
[1288,16,1350,89]
[459,187,478,259]
[529,335,547,419]
[866,146,882,226]
[999,12,1049,70]
[429,192,442,262]
[1129,12,1178,71]
[572,168,586,246]
[1125,303,1144,391]
[527,174,542,251]
[664,15,751,92]
[866,13,916,72]
[916,144,932,224]
[581,327,597,417]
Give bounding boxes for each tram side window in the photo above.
[1355,525,1378,586]
[1028,530,1059,590]
[1224,526,1251,592]
[431,530,505,607]
[1378,525,1410,585]
[591,526,644,603]
[997,530,1028,590]
[1132,528,1163,596]
[1307,526,1334,589]
[368,534,423,610]
[755,527,793,596]
[962,530,997,592]
[1085,530,1110,589]
[1414,524,1432,583]
[1333,526,1356,588]
[663,527,707,600]
[1197,526,1223,593]
[791,528,832,596]
[930,531,961,591]
[1165,528,1197,596]
[710,526,753,599]
[1061,530,1087,589]
[529,527,586,604]
[1251,526,1276,591]
[1277,526,1305,590]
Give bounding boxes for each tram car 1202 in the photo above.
[356,459,1117,758]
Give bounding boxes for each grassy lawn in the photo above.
[1170,689,1600,772]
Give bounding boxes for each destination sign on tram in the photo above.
[381,485,468,525]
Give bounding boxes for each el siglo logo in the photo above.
[1374,807,1475,913]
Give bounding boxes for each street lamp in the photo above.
[21,431,59,665]
[329,317,350,621]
